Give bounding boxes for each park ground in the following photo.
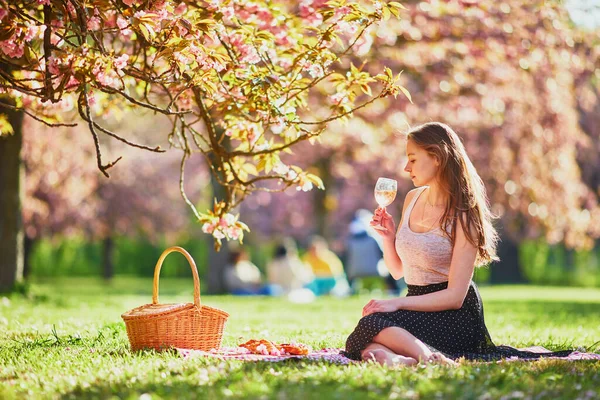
[1,278,599,399]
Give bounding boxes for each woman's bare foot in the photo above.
[424,352,458,366]
[362,349,418,367]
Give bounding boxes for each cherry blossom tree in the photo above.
[0,0,409,291]
[21,117,203,280]
[241,0,600,282]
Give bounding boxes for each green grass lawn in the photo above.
[1,277,599,399]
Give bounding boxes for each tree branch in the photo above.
[0,102,78,128]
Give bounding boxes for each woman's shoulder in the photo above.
[403,187,425,207]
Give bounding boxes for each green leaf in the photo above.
[0,114,14,136]
[385,66,393,80]
[307,173,325,189]
[256,158,267,172]
[399,85,412,103]
[138,23,150,41]
[389,2,407,10]
[382,6,391,20]
[360,84,372,96]
[242,163,259,176]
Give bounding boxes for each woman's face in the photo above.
[404,139,439,187]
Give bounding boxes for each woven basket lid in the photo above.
[121,303,196,320]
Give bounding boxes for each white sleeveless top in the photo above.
[395,186,453,285]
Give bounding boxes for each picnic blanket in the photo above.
[177,346,600,365]
[177,347,354,364]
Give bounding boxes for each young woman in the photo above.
[342,122,572,366]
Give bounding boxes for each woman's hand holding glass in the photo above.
[370,208,396,240]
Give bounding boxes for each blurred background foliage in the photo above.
[10,0,600,288]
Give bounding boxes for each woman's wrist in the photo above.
[383,235,396,245]
[392,297,404,310]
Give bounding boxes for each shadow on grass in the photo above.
[59,359,360,400]
[58,357,600,400]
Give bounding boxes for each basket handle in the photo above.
[152,246,201,308]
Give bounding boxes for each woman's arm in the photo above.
[363,217,477,315]
[372,189,418,280]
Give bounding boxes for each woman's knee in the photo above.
[356,314,385,331]
[373,326,409,342]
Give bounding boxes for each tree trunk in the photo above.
[206,127,230,294]
[103,236,115,280]
[490,224,525,284]
[313,157,333,240]
[23,235,35,279]
[0,100,25,292]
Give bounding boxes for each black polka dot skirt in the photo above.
[342,281,573,361]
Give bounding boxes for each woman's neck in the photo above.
[426,183,447,207]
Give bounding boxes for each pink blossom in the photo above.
[116,16,132,37]
[213,229,225,240]
[51,18,65,29]
[174,3,187,15]
[0,41,24,59]
[117,16,128,29]
[329,92,347,104]
[218,213,236,228]
[123,0,136,6]
[87,16,101,31]
[305,63,324,79]
[50,33,62,46]
[65,3,76,18]
[155,9,169,23]
[87,91,96,106]
[240,46,261,65]
[285,169,298,181]
[212,59,226,72]
[133,10,148,19]
[0,9,8,22]
[334,6,351,20]
[202,221,217,234]
[246,124,261,146]
[97,72,120,89]
[47,56,61,75]
[337,20,358,36]
[114,54,129,70]
[297,180,314,192]
[37,0,51,5]
[354,34,373,56]
[277,57,293,69]
[221,5,235,20]
[270,117,286,135]
[227,226,242,240]
[273,162,290,175]
[299,2,324,27]
[65,76,80,91]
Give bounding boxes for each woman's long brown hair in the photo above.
[407,122,499,265]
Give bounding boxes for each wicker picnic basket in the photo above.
[121,246,229,351]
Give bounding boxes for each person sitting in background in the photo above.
[267,238,315,296]
[344,209,405,295]
[303,235,349,296]
[224,248,276,296]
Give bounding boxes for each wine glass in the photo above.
[373,177,397,230]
